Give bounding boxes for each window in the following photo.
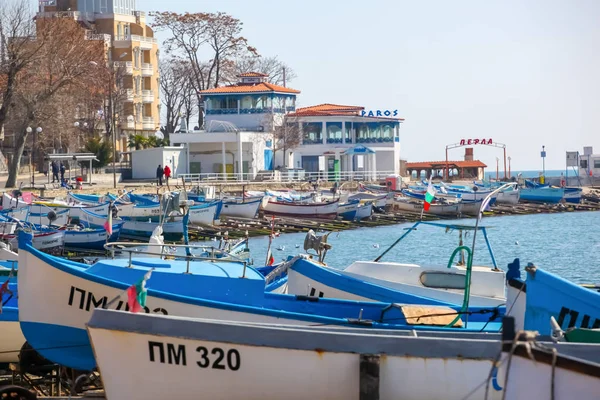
[326,123,342,144]
[302,123,322,145]
[345,122,352,142]
[580,160,588,169]
[595,160,600,169]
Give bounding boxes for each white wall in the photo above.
[131,147,186,179]
[205,113,284,131]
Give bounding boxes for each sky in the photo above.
[33,0,600,170]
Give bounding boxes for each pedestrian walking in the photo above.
[60,162,66,182]
[156,164,164,186]
[51,161,59,183]
[163,165,171,186]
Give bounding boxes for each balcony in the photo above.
[141,63,153,76]
[85,32,111,45]
[113,35,157,50]
[120,119,135,130]
[141,90,154,103]
[142,117,156,130]
[113,61,133,75]
[124,89,134,101]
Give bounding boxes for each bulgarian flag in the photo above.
[127,270,153,313]
[424,177,436,212]
[104,203,113,237]
[266,248,275,266]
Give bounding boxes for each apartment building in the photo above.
[37,0,161,153]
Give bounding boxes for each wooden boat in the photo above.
[337,200,359,221]
[63,226,122,250]
[519,187,564,204]
[8,230,64,253]
[349,192,388,208]
[0,207,30,221]
[286,222,506,307]
[563,187,583,204]
[121,218,185,241]
[28,207,69,226]
[506,260,600,335]
[263,199,339,220]
[354,201,373,221]
[87,310,600,400]
[16,231,503,371]
[393,197,461,216]
[496,188,520,205]
[220,198,262,219]
[458,199,485,216]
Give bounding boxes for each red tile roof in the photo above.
[200,82,300,95]
[289,103,404,120]
[406,160,487,169]
[238,72,268,77]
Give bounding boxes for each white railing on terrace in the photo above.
[85,33,111,42]
[142,117,155,123]
[177,170,397,184]
[113,61,133,69]
[114,35,157,44]
[141,90,154,99]
[38,11,95,20]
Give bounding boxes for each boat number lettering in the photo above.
[148,341,241,371]
[67,286,169,315]
[557,306,600,330]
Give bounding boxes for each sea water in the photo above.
[247,211,600,284]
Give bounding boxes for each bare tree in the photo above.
[3,17,105,187]
[159,59,190,136]
[0,0,44,136]
[273,115,301,168]
[225,56,297,86]
[150,11,257,129]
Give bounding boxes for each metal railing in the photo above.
[178,170,398,184]
[114,35,157,44]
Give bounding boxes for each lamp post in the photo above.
[507,156,512,178]
[28,126,43,186]
[496,157,499,181]
[541,145,546,184]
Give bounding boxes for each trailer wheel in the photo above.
[0,385,37,399]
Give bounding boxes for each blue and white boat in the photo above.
[28,207,69,226]
[221,197,261,219]
[79,209,125,236]
[337,199,360,221]
[121,218,186,241]
[506,260,600,335]
[286,222,506,307]
[63,226,122,250]
[519,187,565,204]
[563,187,583,204]
[17,230,503,371]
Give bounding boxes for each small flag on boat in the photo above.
[127,269,153,313]
[104,203,113,236]
[266,249,275,266]
[424,177,436,212]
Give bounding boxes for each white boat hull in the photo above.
[221,199,261,219]
[393,199,461,216]
[28,208,70,226]
[188,204,218,225]
[497,190,520,205]
[88,312,505,400]
[263,200,339,220]
[0,319,26,363]
[68,203,111,219]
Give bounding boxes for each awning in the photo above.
[44,153,99,162]
[344,145,375,155]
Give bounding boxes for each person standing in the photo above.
[59,162,66,183]
[51,161,59,183]
[163,164,171,186]
[156,164,164,186]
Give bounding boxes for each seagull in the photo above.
[373,244,380,249]
[276,245,285,251]
[515,241,520,245]
[295,244,300,248]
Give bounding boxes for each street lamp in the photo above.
[28,126,43,186]
[541,145,547,184]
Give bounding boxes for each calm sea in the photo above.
[496,169,566,179]
[245,211,600,284]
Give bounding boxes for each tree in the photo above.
[150,11,257,128]
[147,135,169,148]
[128,134,148,150]
[84,137,113,169]
[273,116,301,168]
[159,59,193,137]
[224,56,297,86]
[3,16,105,187]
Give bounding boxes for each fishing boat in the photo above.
[563,187,583,204]
[337,200,359,221]
[458,199,485,216]
[220,197,262,219]
[87,310,600,400]
[286,222,506,307]
[0,207,30,221]
[263,199,339,220]
[67,202,111,220]
[354,201,373,221]
[188,201,220,225]
[1,192,31,209]
[496,187,520,205]
[506,260,600,335]
[519,187,565,204]
[17,231,503,371]
[66,191,119,206]
[348,192,389,208]
[27,207,69,226]
[8,230,64,253]
[393,197,461,216]
[121,218,185,241]
[63,226,122,250]
[78,209,123,230]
